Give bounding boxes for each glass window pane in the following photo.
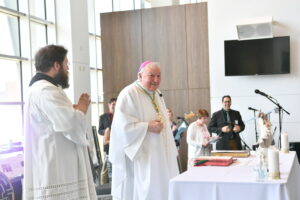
[0,0,17,10]
[97,70,103,102]
[91,103,104,129]
[91,103,99,127]
[95,12,101,36]
[114,0,134,11]
[47,25,56,45]
[30,22,47,58]
[0,13,20,56]
[0,60,21,102]
[30,0,46,19]
[89,36,96,68]
[90,69,98,102]
[19,0,29,14]
[180,0,187,4]
[22,62,33,100]
[97,0,113,13]
[96,0,113,35]
[113,0,120,11]
[134,0,142,9]
[0,105,23,145]
[144,1,151,8]
[88,0,95,34]
[20,18,30,58]
[45,0,55,22]
[96,38,102,69]
[99,103,104,115]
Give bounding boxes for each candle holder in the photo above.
[268,171,280,179]
[281,148,289,154]
[268,146,280,180]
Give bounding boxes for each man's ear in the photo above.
[53,61,61,72]
[138,72,142,80]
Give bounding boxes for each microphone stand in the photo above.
[263,96,290,148]
[252,110,259,142]
[230,122,252,151]
[236,132,252,150]
[250,109,259,150]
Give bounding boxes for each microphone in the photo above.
[248,107,259,111]
[254,89,271,98]
[156,91,163,97]
[177,116,184,120]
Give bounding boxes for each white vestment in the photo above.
[24,80,97,200]
[109,82,179,200]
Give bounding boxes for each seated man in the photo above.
[208,95,245,150]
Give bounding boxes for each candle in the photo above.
[281,132,289,153]
[268,147,280,179]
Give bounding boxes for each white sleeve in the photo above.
[39,86,89,146]
[186,124,202,147]
[110,89,148,161]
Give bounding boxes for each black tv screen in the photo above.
[224,36,290,76]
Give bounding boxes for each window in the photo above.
[0,0,56,145]
[88,0,106,131]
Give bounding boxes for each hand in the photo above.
[104,127,110,135]
[74,93,91,114]
[221,125,231,133]
[104,128,110,145]
[171,125,178,132]
[233,125,241,133]
[202,140,209,147]
[148,120,163,134]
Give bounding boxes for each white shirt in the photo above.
[186,122,211,158]
[24,80,97,200]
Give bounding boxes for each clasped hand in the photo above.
[222,125,241,133]
[73,93,91,114]
[148,120,163,134]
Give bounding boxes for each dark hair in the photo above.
[109,98,117,104]
[198,109,209,118]
[34,45,68,72]
[222,95,231,102]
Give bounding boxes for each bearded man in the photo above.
[23,45,97,199]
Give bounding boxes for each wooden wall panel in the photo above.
[188,88,211,115]
[101,10,143,106]
[160,89,189,119]
[141,5,188,90]
[186,3,210,89]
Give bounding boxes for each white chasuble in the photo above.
[24,80,97,199]
[109,82,179,200]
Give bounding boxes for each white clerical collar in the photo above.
[135,80,155,96]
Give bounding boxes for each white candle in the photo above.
[281,132,289,152]
[268,148,279,174]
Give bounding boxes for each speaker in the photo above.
[236,16,273,40]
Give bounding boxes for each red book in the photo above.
[194,156,234,167]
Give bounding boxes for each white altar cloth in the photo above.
[169,151,300,200]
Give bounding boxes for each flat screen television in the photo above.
[224,36,290,76]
